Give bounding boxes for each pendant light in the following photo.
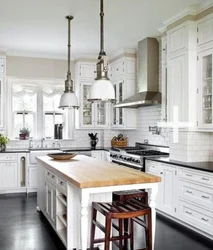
[88,0,115,103]
[59,16,79,109]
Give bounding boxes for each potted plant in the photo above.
[19,127,30,140]
[0,134,9,151]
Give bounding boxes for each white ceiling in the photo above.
[0,0,211,59]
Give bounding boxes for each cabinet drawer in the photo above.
[0,153,18,161]
[110,60,124,79]
[178,200,213,234]
[146,161,162,175]
[179,168,213,187]
[46,170,57,184]
[179,180,213,210]
[57,176,67,193]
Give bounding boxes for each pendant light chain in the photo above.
[65,16,74,93]
[99,0,106,58]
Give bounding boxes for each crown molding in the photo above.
[109,48,136,60]
[158,1,213,32]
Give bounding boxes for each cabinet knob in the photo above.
[160,172,163,175]
[60,181,63,186]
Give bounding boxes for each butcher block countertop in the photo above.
[37,155,161,188]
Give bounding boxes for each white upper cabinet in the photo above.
[75,61,110,129]
[161,36,168,122]
[197,15,213,47]
[166,21,197,127]
[76,62,96,79]
[0,77,5,129]
[110,56,137,129]
[197,48,213,129]
[0,56,6,75]
[167,25,186,56]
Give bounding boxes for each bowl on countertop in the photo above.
[47,153,77,160]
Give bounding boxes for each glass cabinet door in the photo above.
[112,81,124,127]
[82,84,93,126]
[199,51,213,128]
[95,102,107,127]
[0,77,4,128]
[118,81,124,126]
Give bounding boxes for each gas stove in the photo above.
[109,143,169,170]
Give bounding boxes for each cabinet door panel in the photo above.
[197,49,213,129]
[168,26,186,54]
[162,165,176,215]
[0,77,5,128]
[167,54,187,122]
[198,17,213,46]
[0,163,18,188]
[80,64,95,78]
[28,167,37,188]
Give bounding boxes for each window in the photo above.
[12,83,37,138]
[9,78,67,139]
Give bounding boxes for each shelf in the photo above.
[57,194,67,207]
[202,107,212,110]
[57,213,67,227]
[203,93,212,96]
[57,228,67,247]
[203,77,212,81]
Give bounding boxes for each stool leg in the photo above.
[119,219,123,250]
[123,218,128,249]
[130,218,134,250]
[147,212,152,250]
[90,207,97,250]
[105,215,111,250]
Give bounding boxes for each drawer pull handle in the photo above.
[186,190,193,194]
[185,211,192,215]
[202,177,209,181]
[52,175,55,179]
[60,181,64,186]
[186,174,192,177]
[201,218,209,222]
[202,195,209,199]
[47,172,50,175]
[48,191,51,194]
[160,172,163,175]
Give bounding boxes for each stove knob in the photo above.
[127,158,131,161]
[136,160,140,163]
[110,153,112,157]
[119,155,123,159]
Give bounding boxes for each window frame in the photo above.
[7,77,71,140]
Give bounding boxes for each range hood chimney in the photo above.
[114,37,161,108]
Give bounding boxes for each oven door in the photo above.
[111,160,144,171]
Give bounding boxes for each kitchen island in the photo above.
[36,155,161,250]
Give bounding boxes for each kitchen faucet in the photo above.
[29,139,33,149]
[41,138,45,148]
[55,140,60,149]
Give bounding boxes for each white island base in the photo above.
[36,155,160,250]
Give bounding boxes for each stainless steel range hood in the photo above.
[114,37,161,108]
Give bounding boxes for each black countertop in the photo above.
[1,147,110,153]
[145,156,213,173]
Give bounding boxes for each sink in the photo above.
[29,149,62,164]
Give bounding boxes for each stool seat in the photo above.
[90,199,152,250]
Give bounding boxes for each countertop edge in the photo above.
[145,157,213,173]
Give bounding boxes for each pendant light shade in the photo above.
[59,16,79,109]
[88,0,115,103]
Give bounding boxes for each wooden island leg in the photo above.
[81,189,90,250]
[148,183,158,250]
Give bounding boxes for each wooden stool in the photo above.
[113,190,149,249]
[90,199,152,250]
[113,189,148,204]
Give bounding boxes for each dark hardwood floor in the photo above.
[0,193,212,250]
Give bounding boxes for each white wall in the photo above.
[123,106,169,146]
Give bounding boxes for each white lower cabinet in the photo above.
[146,161,176,214]
[145,159,213,239]
[28,167,37,188]
[0,162,18,188]
[45,180,56,228]
[37,165,68,247]
[91,150,107,161]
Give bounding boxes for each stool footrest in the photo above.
[94,234,131,244]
